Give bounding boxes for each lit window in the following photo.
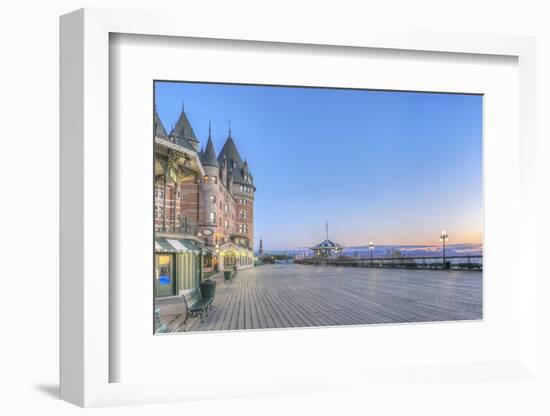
[209,195,216,203]
[224,219,229,229]
[224,204,229,213]
[211,176,217,184]
[240,210,247,219]
[209,211,216,223]
[204,175,209,183]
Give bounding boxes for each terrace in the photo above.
[155,263,482,333]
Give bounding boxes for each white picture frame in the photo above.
[60,8,537,407]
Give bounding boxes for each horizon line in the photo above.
[259,242,483,251]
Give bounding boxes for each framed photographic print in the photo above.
[60,8,538,408]
[152,81,483,334]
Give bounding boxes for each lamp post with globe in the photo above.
[440,230,449,268]
[368,241,374,266]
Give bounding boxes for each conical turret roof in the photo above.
[217,136,243,168]
[171,107,199,145]
[200,137,219,167]
[154,109,168,138]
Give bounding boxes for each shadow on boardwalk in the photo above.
[156,263,482,333]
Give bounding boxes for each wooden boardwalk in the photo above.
[156,264,482,333]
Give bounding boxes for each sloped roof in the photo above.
[217,136,243,167]
[154,110,168,138]
[171,109,199,145]
[312,239,343,249]
[200,137,219,167]
[217,134,256,187]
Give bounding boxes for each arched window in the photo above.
[209,195,216,204]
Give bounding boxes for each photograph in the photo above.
[153,81,483,334]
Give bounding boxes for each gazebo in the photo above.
[309,223,344,257]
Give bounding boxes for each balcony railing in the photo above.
[157,215,198,236]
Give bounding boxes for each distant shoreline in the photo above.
[258,243,483,257]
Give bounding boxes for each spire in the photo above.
[228,118,232,138]
[180,101,185,137]
[199,130,219,168]
[326,221,329,240]
[208,120,212,139]
[170,103,199,150]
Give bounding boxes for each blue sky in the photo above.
[155,81,483,251]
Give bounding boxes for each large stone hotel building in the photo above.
[154,105,255,298]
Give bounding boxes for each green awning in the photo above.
[155,237,202,254]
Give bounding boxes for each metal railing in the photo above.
[157,214,198,235]
[295,255,482,271]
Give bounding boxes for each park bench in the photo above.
[224,267,238,283]
[182,288,213,323]
[155,308,168,333]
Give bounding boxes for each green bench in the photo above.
[182,288,213,323]
[224,267,238,283]
[155,308,168,334]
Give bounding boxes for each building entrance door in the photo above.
[156,254,176,297]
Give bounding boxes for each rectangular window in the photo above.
[224,204,229,213]
[240,210,247,219]
[209,211,216,223]
[211,176,217,184]
[204,175,209,183]
[209,195,216,203]
[224,219,229,229]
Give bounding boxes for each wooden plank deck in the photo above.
[156,264,482,333]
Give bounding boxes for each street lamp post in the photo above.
[368,241,374,266]
[440,230,449,269]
